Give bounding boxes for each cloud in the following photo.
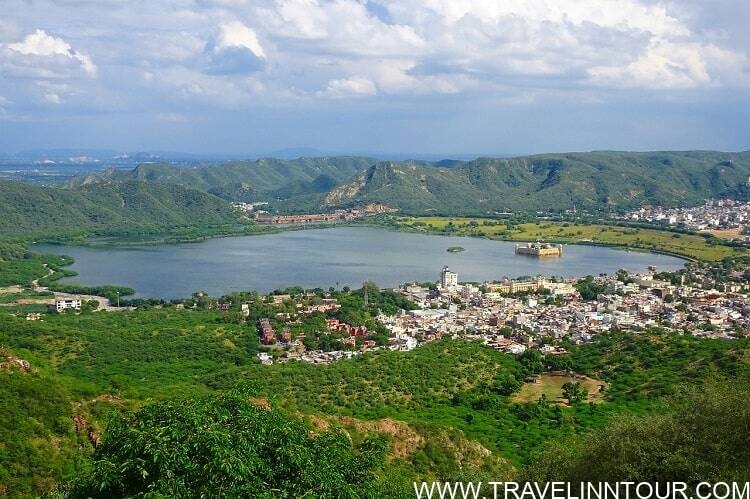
[215,21,266,59]
[43,93,61,104]
[320,76,377,98]
[0,0,748,131]
[204,21,266,75]
[5,29,96,76]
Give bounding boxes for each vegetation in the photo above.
[321,151,750,214]
[44,283,134,303]
[0,368,81,498]
[523,381,750,487]
[64,392,387,498]
[0,253,71,286]
[0,285,748,497]
[1,151,749,495]
[394,217,745,260]
[68,157,375,206]
[60,151,750,217]
[574,276,607,301]
[0,179,247,242]
[512,374,604,405]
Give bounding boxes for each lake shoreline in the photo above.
[35,226,686,300]
[31,216,707,264]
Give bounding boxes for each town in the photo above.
[617,198,750,242]
[231,202,397,225]
[249,261,749,365]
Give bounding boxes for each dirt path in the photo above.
[31,265,124,312]
[31,265,55,291]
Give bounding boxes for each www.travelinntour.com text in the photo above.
[413,481,750,499]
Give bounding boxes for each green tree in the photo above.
[574,276,606,301]
[522,381,750,485]
[64,393,387,498]
[561,381,588,405]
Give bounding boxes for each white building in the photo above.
[55,298,81,312]
[257,352,273,365]
[440,266,458,288]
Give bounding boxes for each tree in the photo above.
[615,269,629,282]
[545,355,573,372]
[494,374,522,396]
[522,381,750,485]
[64,392,387,498]
[575,276,606,301]
[518,349,544,376]
[561,381,588,405]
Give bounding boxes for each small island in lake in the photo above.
[446,246,465,253]
[515,242,563,257]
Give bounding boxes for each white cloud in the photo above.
[215,21,265,59]
[0,0,748,120]
[6,29,96,76]
[204,21,267,75]
[589,39,748,89]
[44,93,61,104]
[321,76,377,98]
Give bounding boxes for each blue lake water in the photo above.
[35,227,685,299]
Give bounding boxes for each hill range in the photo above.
[2,150,749,242]
[67,150,750,216]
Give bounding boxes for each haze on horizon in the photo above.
[1,0,749,157]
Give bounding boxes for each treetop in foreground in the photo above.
[63,392,387,498]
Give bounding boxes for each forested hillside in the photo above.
[0,180,242,240]
[67,151,750,215]
[0,293,747,497]
[69,156,376,203]
[323,151,750,214]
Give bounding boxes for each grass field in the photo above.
[393,217,747,261]
[703,227,744,240]
[513,373,606,405]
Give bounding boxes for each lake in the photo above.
[35,227,685,299]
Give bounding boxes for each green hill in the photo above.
[70,151,750,215]
[0,180,242,239]
[70,156,376,203]
[322,151,750,214]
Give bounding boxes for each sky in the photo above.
[1,0,749,156]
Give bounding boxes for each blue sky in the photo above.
[1,0,749,156]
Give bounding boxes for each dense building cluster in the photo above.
[387,267,748,353]
[255,264,748,366]
[619,199,750,240]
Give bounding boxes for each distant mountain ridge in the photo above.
[66,150,750,215]
[0,180,240,239]
[69,156,376,203]
[321,151,750,214]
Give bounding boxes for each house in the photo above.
[55,298,81,312]
[272,294,292,305]
[280,328,292,343]
[440,266,458,289]
[259,318,276,345]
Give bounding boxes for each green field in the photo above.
[394,217,746,261]
[513,373,606,405]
